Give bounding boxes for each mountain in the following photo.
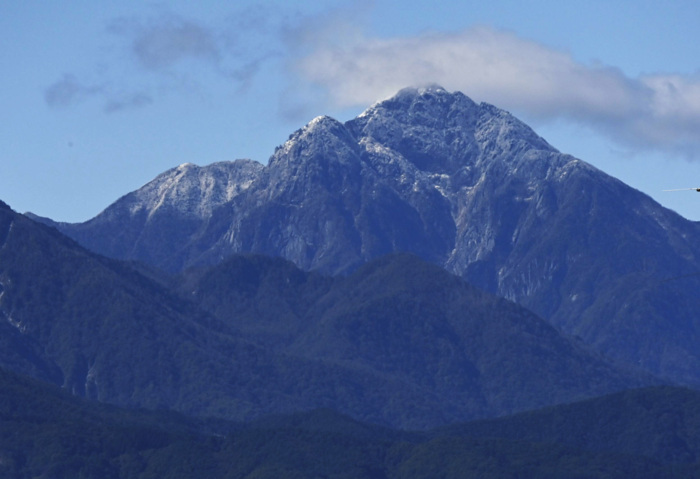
[1,364,696,478]
[31,159,265,268]
[40,85,700,388]
[0,201,653,428]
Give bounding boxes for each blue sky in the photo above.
[2,1,700,222]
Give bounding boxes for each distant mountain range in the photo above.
[33,86,700,389]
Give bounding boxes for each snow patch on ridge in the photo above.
[308,115,329,128]
[127,161,263,219]
[6,314,26,333]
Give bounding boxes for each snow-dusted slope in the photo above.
[53,159,264,267]
[127,160,263,219]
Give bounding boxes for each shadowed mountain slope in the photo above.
[0,201,653,428]
[176,252,655,427]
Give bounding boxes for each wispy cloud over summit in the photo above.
[295,25,700,158]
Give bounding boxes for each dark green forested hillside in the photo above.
[1,365,697,478]
[4,199,696,478]
[175,253,334,347]
[0,196,656,429]
[442,386,700,465]
[179,253,655,427]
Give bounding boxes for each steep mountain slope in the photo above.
[42,86,700,387]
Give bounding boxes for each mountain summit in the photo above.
[44,86,700,387]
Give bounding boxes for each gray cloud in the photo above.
[103,92,153,113]
[294,26,700,158]
[45,10,271,113]
[44,75,103,108]
[104,10,283,98]
[44,74,152,114]
[109,14,221,72]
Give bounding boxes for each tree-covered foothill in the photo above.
[0,201,654,429]
[1,365,698,478]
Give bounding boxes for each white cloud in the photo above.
[635,74,700,150]
[295,26,700,158]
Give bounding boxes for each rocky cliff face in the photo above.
[47,86,700,386]
[186,86,565,275]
